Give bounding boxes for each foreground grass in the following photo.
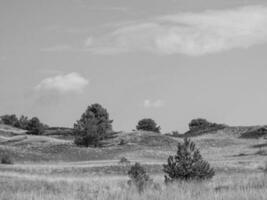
[0,171,266,200]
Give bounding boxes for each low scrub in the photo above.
[185,118,226,137]
[119,157,130,165]
[128,162,153,193]
[1,155,13,165]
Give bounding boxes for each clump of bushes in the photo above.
[136,118,160,133]
[0,114,47,135]
[74,103,113,147]
[128,162,152,193]
[185,118,226,137]
[1,155,13,165]
[163,138,215,183]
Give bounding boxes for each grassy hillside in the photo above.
[0,123,267,200]
[0,124,266,171]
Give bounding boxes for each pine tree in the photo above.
[163,138,215,183]
[74,103,113,147]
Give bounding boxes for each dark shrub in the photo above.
[74,103,113,147]
[136,118,160,133]
[189,118,210,131]
[128,162,152,192]
[1,114,20,127]
[163,138,215,183]
[18,115,29,130]
[26,117,45,135]
[119,157,130,164]
[185,118,226,137]
[1,155,13,165]
[1,114,48,133]
[119,139,127,145]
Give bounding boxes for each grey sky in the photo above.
[1,0,267,132]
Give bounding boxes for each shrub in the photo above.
[119,139,127,145]
[136,118,160,133]
[0,114,20,127]
[74,103,113,147]
[163,138,215,183]
[189,118,210,131]
[119,157,130,165]
[0,114,48,133]
[26,117,45,135]
[128,162,152,192]
[18,115,29,130]
[1,155,13,165]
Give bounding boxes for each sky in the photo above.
[1,0,267,133]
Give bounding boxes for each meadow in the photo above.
[0,168,266,200]
[0,124,267,200]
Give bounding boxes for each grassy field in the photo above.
[0,124,267,199]
[0,169,266,200]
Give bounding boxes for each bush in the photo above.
[136,118,160,133]
[119,139,127,145]
[0,114,47,134]
[1,155,13,165]
[119,157,130,165]
[163,138,215,183]
[189,118,210,131]
[26,117,45,135]
[0,114,20,127]
[18,115,29,130]
[128,162,152,192]
[74,103,113,147]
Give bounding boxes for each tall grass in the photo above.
[0,172,266,200]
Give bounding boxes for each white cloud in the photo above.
[35,73,89,94]
[144,99,164,108]
[87,5,267,56]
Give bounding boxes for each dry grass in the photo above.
[0,171,266,200]
[0,125,267,199]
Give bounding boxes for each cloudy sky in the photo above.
[1,0,267,132]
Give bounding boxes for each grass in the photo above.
[0,171,266,200]
[0,125,267,199]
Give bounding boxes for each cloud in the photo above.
[87,5,267,56]
[144,99,164,108]
[35,73,89,94]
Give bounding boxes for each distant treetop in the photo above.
[136,118,161,133]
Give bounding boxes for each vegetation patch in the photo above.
[163,138,215,183]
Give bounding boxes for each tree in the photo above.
[26,117,44,135]
[163,138,215,183]
[74,103,113,147]
[189,118,210,130]
[136,118,160,133]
